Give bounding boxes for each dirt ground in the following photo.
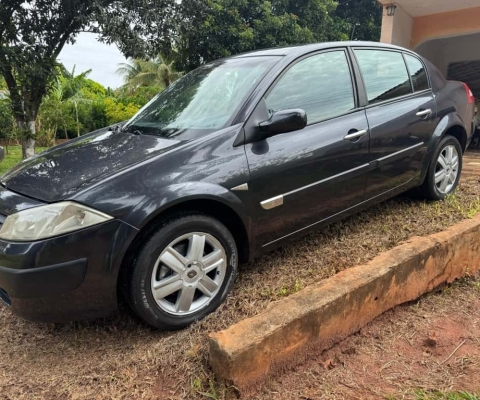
[1,174,480,399]
[253,278,480,400]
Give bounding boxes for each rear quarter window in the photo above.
[404,54,429,92]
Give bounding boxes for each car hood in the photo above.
[1,129,182,202]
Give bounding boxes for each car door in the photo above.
[353,48,437,199]
[243,49,371,248]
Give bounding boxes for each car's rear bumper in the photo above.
[0,214,138,323]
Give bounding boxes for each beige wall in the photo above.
[391,4,413,48]
[380,4,413,48]
[411,6,480,49]
[381,4,480,50]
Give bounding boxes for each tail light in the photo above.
[463,83,475,104]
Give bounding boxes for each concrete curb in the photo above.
[208,214,480,390]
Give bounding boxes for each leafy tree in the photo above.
[38,66,92,141]
[334,0,382,42]
[62,67,94,137]
[0,98,17,153]
[38,65,129,140]
[0,0,189,159]
[117,86,161,108]
[82,79,107,98]
[104,98,139,125]
[38,88,74,143]
[175,0,347,71]
[0,99,14,138]
[117,54,183,95]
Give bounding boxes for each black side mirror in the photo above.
[258,109,307,140]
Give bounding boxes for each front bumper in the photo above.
[0,258,87,301]
[0,190,138,323]
[0,219,138,322]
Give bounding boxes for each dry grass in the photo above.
[253,277,480,400]
[1,178,480,399]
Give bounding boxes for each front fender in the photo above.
[125,181,250,231]
[106,182,252,280]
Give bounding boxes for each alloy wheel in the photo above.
[434,144,459,195]
[151,232,227,316]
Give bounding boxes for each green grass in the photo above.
[413,391,480,400]
[0,145,47,175]
[388,391,480,400]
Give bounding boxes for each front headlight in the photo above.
[0,202,113,241]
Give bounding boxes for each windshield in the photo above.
[123,56,281,140]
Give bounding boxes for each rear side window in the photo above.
[404,54,429,92]
[354,49,412,104]
[266,50,355,125]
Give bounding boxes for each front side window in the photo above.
[354,49,412,104]
[404,54,429,92]
[123,56,280,140]
[265,50,355,125]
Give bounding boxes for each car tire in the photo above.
[126,212,238,330]
[421,135,463,201]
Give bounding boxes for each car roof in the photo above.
[232,41,411,59]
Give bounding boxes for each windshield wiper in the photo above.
[121,125,144,136]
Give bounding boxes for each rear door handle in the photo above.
[344,129,368,141]
[416,109,432,118]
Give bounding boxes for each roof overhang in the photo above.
[377,0,480,17]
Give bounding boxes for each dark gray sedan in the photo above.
[0,42,475,329]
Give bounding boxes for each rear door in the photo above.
[353,48,436,199]
[244,49,370,247]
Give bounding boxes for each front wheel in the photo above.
[126,213,238,330]
[421,135,463,201]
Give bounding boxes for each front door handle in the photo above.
[416,109,432,118]
[344,129,368,141]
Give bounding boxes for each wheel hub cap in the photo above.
[150,232,227,316]
[185,266,201,282]
[434,144,459,195]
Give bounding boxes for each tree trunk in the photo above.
[74,100,80,137]
[9,93,37,160]
[21,120,36,159]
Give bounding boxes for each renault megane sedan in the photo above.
[0,42,475,329]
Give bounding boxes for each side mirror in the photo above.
[258,109,307,140]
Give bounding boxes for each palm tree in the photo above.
[116,54,183,94]
[39,66,92,139]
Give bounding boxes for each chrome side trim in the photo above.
[231,183,249,191]
[260,195,284,210]
[262,177,416,247]
[284,163,370,197]
[260,163,370,211]
[376,142,424,164]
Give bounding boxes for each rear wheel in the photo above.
[421,135,462,200]
[126,213,238,330]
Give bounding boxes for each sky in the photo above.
[58,33,128,89]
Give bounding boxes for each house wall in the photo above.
[411,6,480,49]
[415,32,480,77]
[380,5,480,50]
[380,4,412,48]
[390,4,413,49]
